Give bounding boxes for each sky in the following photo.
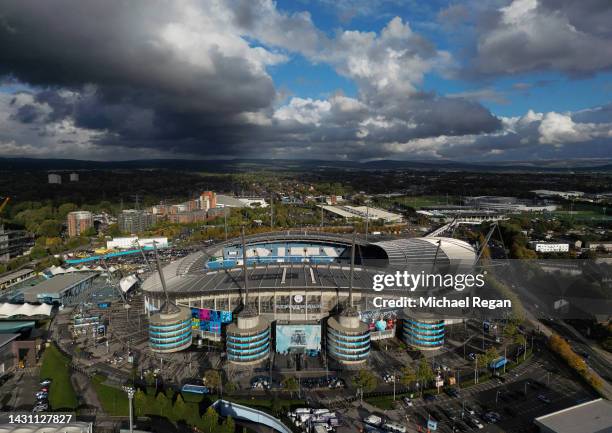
[0,0,611,162]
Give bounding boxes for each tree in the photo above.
[29,245,48,260]
[220,416,235,433]
[352,369,377,393]
[416,358,435,393]
[204,370,221,391]
[201,407,219,433]
[37,219,62,237]
[271,395,282,415]
[172,393,187,422]
[154,392,170,418]
[134,389,147,417]
[281,376,299,397]
[58,203,78,218]
[399,365,416,387]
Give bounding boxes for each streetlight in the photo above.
[122,385,135,433]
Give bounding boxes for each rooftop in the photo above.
[534,398,612,433]
[23,272,97,297]
[0,268,34,285]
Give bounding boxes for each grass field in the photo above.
[91,375,129,416]
[39,344,78,411]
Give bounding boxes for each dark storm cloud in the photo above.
[0,0,276,153]
[0,0,504,160]
[469,0,612,77]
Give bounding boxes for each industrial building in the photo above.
[20,272,97,304]
[67,211,94,237]
[533,398,612,433]
[142,231,476,364]
[69,172,79,182]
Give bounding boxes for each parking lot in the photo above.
[396,349,596,433]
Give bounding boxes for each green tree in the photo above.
[37,219,62,237]
[134,389,147,417]
[416,358,435,393]
[281,376,299,397]
[82,226,97,237]
[29,245,48,260]
[399,365,416,387]
[154,392,169,418]
[204,370,221,391]
[172,393,187,422]
[220,416,235,433]
[58,203,78,218]
[352,369,377,393]
[201,407,219,433]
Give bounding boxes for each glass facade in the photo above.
[226,328,270,363]
[402,318,445,349]
[149,316,193,353]
[326,319,370,363]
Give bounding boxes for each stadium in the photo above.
[142,231,476,364]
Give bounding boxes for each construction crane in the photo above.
[0,196,9,215]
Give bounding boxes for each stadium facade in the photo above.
[142,232,476,363]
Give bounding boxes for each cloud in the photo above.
[0,0,506,160]
[447,88,509,104]
[470,0,612,77]
[538,111,612,145]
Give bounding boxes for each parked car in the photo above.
[538,394,551,404]
[39,379,52,386]
[403,397,413,407]
[424,394,437,402]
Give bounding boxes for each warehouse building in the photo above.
[20,272,97,304]
[534,398,612,433]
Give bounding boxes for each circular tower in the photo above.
[149,302,193,353]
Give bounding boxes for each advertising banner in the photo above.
[275,324,321,354]
[190,308,232,335]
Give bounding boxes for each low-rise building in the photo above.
[587,241,612,252]
[0,268,35,291]
[529,242,570,253]
[106,236,168,250]
[534,398,612,433]
[20,272,97,304]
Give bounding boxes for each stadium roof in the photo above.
[534,398,612,433]
[142,232,476,296]
[143,261,380,294]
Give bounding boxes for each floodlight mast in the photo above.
[240,225,249,307]
[152,241,170,304]
[133,239,154,272]
[349,229,356,308]
[100,256,127,304]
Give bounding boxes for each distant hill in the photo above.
[1,157,611,172]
